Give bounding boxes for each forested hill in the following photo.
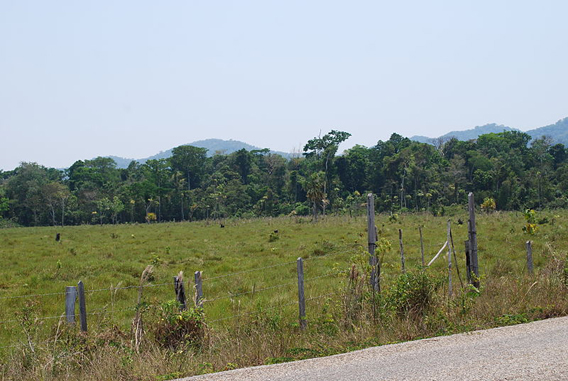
[528,118,568,145]
[105,118,568,168]
[2,128,568,228]
[411,117,568,146]
[411,123,516,144]
[107,139,292,168]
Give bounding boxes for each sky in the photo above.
[1,1,567,171]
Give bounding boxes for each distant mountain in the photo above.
[106,155,137,168]
[526,118,568,146]
[410,117,568,146]
[411,124,516,144]
[103,139,292,168]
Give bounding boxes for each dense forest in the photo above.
[1,130,568,227]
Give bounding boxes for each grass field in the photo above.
[1,208,567,380]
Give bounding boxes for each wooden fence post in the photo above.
[447,220,452,297]
[174,271,186,311]
[297,257,306,330]
[194,271,203,308]
[65,286,77,324]
[465,240,471,284]
[468,192,480,288]
[526,241,534,275]
[367,194,380,292]
[77,281,87,332]
[419,227,425,268]
[399,229,406,274]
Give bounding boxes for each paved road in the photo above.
[176,316,568,381]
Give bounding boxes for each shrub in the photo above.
[523,209,538,235]
[387,271,439,318]
[481,197,496,212]
[149,300,204,350]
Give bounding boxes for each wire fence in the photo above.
[0,250,349,353]
[0,220,476,355]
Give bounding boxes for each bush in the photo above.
[481,197,496,212]
[387,271,439,318]
[523,209,538,235]
[149,300,205,350]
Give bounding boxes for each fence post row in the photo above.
[297,257,307,330]
[367,193,380,292]
[468,192,480,288]
[58,198,487,332]
[194,271,203,308]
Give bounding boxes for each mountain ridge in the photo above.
[105,139,293,168]
[102,117,568,169]
[411,117,568,146]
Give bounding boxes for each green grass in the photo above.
[1,209,568,379]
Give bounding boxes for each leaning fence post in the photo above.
[194,271,203,308]
[65,286,77,324]
[174,272,186,311]
[399,229,406,274]
[367,193,380,292]
[526,241,534,275]
[77,281,87,332]
[297,257,306,330]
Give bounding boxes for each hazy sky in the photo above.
[1,1,567,171]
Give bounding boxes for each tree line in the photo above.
[1,130,567,227]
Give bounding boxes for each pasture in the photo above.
[1,208,567,380]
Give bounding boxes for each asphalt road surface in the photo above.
[176,316,568,381]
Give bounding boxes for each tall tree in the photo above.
[303,130,351,214]
[303,171,326,222]
[42,182,70,226]
[170,145,208,190]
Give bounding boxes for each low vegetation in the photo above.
[1,208,567,380]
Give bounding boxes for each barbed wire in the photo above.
[306,292,337,302]
[202,270,336,304]
[207,299,299,323]
[304,272,336,283]
[0,308,111,327]
[0,290,67,301]
[204,280,298,303]
[302,250,349,262]
[203,260,297,282]
[87,282,171,294]
[0,281,173,302]
[207,290,340,324]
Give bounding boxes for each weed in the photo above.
[495,313,528,325]
[481,197,496,212]
[523,209,539,234]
